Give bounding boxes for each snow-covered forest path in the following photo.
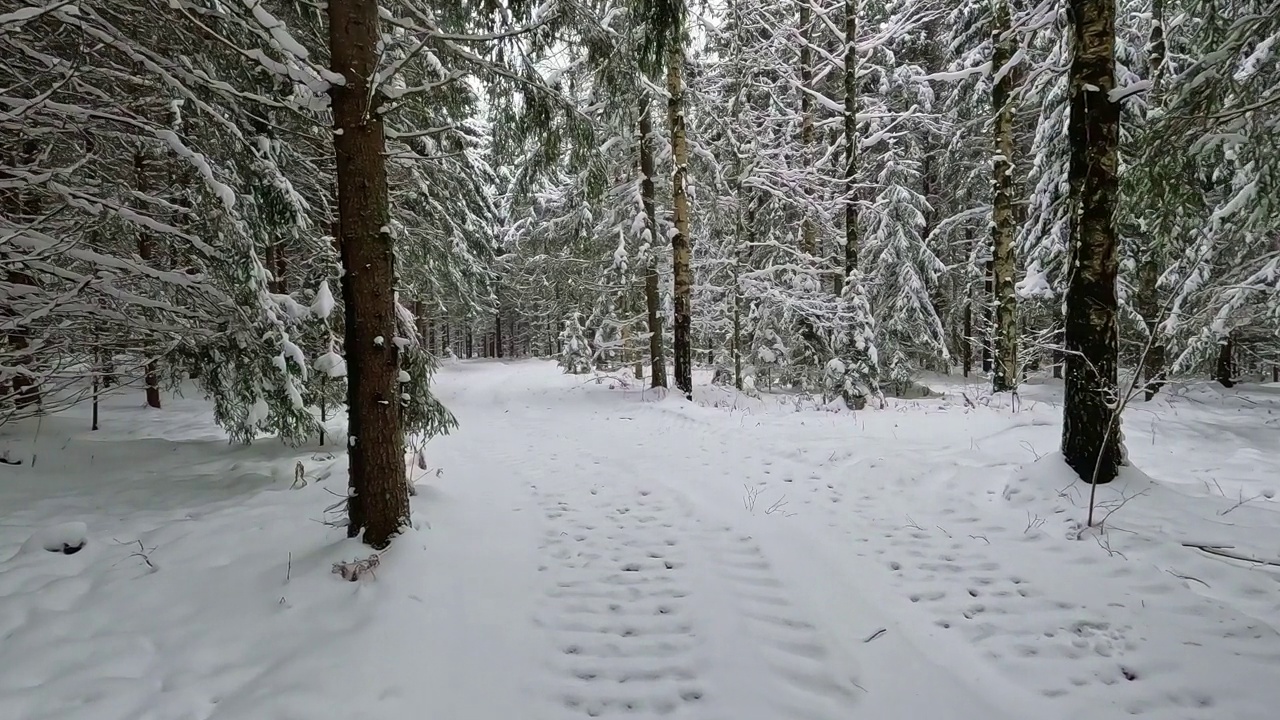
[2,359,1277,720]
[427,361,1035,720]
[422,360,1280,720]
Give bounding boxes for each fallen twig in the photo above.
[1183,543,1280,567]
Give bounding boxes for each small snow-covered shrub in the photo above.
[822,358,869,410]
[558,314,592,375]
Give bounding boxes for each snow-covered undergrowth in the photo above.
[1,361,1277,719]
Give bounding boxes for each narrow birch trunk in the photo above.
[668,46,694,400]
[991,0,1019,393]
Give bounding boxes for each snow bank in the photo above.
[19,521,88,555]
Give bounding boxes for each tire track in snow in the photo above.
[530,482,706,718]
[697,524,865,720]
[585,441,866,720]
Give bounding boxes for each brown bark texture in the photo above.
[134,149,162,409]
[842,0,859,279]
[329,0,409,548]
[639,100,667,388]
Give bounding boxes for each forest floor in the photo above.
[1,360,1278,720]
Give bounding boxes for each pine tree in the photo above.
[328,0,408,548]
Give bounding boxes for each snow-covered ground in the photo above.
[2,360,1278,720]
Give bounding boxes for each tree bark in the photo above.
[639,99,668,389]
[495,305,504,359]
[799,2,817,258]
[329,0,408,549]
[1137,248,1165,399]
[1062,0,1124,484]
[982,259,994,374]
[1139,0,1167,401]
[667,46,693,399]
[1214,333,1235,387]
[991,0,1019,393]
[842,0,859,279]
[134,149,162,409]
[414,300,429,345]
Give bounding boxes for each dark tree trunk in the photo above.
[668,46,693,399]
[134,149,162,410]
[1138,250,1166,400]
[92,348,100,432]
[465,331,473,359]
[414,300,428,344]
[842,0,858,280]
[1062,0,1124,484]
[982,259,994,374]
[1214,334,1235,388]
[329,0,408,549]
[1139,0,1167,402]
[1,142,42,409]
[334,221,364,534]
[273,245,288,293]
[798,3,816,259]
[639,99,667,388]
[495,309,504,359]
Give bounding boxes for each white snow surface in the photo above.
[1,362,1278,720]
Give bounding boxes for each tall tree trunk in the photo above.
[799,2,817,258]
[414,300,429,345]
[329,0,408,549]
[0,144,40,409]
[842,0,859,278]
[668,46,694,400]
[495,306,504,359]
[1139,0,1167,401]
[134,149,162,409]
[982,259,994,374]
[1063,0,1124,484]
[331,221,355,458]
[639,99,668,388]
[962,295,973,377]
[991,0,1019,393]
[732,202,746,391]
[1137,249,1165,399]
